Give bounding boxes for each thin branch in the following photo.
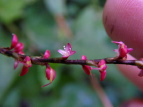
[0,47,143,68]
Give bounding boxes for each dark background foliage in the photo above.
[0,0,141,107]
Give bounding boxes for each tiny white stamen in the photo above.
[63,46,66,49]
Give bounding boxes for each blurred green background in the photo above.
[0,0,142,107]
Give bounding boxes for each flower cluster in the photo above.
[10,34,32,76]
[4,34,143,86]
[42,43,77,86]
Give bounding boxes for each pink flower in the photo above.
[58,43,76,59]
[20,56,32,76]
[42,50,56,87]
[81,55,92,75]
[94,60,107,81]
[112,41,133,59]
[11,34,18,49]
[42,66,56,87]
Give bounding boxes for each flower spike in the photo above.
[58,43,76,59]
[81,55,92,75]
[112,41,133,59]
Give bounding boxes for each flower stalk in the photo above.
[0,34,143,86]
[0,47,139,66]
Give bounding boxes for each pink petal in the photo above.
[14,42,24,53]
[23,56,32,67]
[100,71,106,81]
[57,49,67,56]
[112,41,133,59]
[82,65,92,75]
[46,67,56,82]
[95,60,107,81]
[65,43,72,51]
[98,60,106,67]
[81,55,91,75]
[44,50,50,59]
[70,51,76,55]
[42,67,56,87]
[11,34,18,49]
[20,66,29,76]
[14,60,19,69]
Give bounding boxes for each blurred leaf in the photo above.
[24,2,59,51]
[0,31,11,47]
[2,89,20,107]
[44,0,66,15]
[51,84,101,107]
[0,0,36,24]
[0,55,18,104]
[72,6,113,59]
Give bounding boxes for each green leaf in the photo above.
[44,0,66,15]
[0,0,36,24]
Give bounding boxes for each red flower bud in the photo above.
[81,55,92,75]
[43,50,50,59]
[14,42,24,53]
[112,41,133,59]
[20,56,32,76]
[11,34,18,49]
[93,60,107,81]
[42,66,56,87]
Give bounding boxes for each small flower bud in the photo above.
[42,66,56,87]
[43,50,50,59]
[93,60,107,81]
[112,41,133,59]
[98,60,107,81]
[11,34,18,49]
[81,55,92,75]
[14,42,24,53]
[20,56,32,76]
[20,66,29,76]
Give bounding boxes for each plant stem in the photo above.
[0,47,142,68]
